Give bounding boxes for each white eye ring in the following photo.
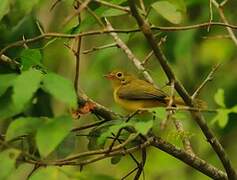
[116,72,122,77]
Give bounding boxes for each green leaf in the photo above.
[12,69,43,111]
[151,1,182,24]
[0,73,17,96]
[0,91,21,120]
[7,163,34,180]
[29,166,69,180]
[15,0,41,14]
[214,89,226,107]
[20,49,42,71]
[149,107,166,120]
[0,0,10,21]
[0,149,20,180]
[42,73,77,108]
[97,122,129,146]
[212,109,229,128]
[111,155,122,165]
[102,9,127,17]
[36,116,73,157]
[230,105,237,113]
[6,117,44,141]
[168,0,186,12]
[133,119,153,135]
[174,111,187,120]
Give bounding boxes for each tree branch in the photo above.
[152,137,227,180]
[128,1,237,179]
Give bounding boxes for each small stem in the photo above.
[94,0,130,13]
[192,63,221,100]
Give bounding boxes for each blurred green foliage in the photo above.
[1,0,237,179]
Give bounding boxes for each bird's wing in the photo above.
[117,79,168,102]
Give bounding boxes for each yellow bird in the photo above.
[104,70,188,111]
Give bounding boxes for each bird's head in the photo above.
[104,70,134,88]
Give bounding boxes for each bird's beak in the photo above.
[104,73,114,80]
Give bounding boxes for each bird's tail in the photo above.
[166,96,207,109]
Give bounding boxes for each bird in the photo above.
[104,70,194,112]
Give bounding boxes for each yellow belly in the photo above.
[113,89,165,111]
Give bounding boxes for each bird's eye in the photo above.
[116,72,122,77]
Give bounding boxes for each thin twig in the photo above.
[81,43,117,54]
[79,0,104,27]
[160,80,175,130]
[173,118,195,155]
[50,0,61,11]
[107,128,124,153]
[192,63,221,100]
[142,36,167,65]
[27,137,152,167]
[220,0,228,7]
[134,148,147,180]
[62,0,91,26]
[139,0,146,14]
[73,7,82,95]
[57,133,140,162]
[211,0,237,46]
[121,167,139,180]
[71,119,108,132]
[0,54,20,66]
[166,106,217,113]
[165,80,195,155]
[2,22,237,56]
[94,0,130,13]
[208,0,213,32]
[112,132,140,166]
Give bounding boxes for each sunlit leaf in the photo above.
[149,107,166,120]
[20,49,42,71]
[0,91,21,120]
[0,73,17,96]
[0,0,10,21]
[12,69,43,111]
[0,149,20,180]
[29,166,69,180]
[168,0,186,12]
[6,117,44,141]
[212,109,229,128]
[152,1,182,24]
[133,119,153,135]
[42,73,77,108]
[214,89,225,108]
[231,105,237,113]
[15,0,41,14]
[36,116,73,157]
[7,163,34,180]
